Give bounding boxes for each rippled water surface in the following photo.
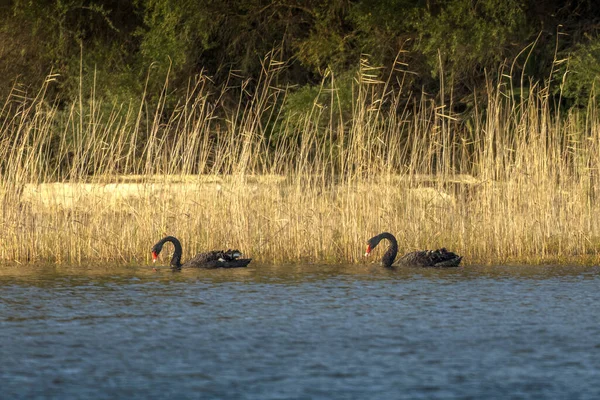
[2,263,600,399]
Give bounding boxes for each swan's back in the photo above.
[182,249,251,269]
[394,248,462,268]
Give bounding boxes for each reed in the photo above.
[2,57,600,265]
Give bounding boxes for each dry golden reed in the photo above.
[2,57,600,266]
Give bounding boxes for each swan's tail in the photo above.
[218,249,243,261]
[434,255,462,267]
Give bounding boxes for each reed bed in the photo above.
[2,58,600,265]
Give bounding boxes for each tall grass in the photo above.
[1,56,600,265]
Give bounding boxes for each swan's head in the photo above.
[151,243,163,263]
[365,233,387,256]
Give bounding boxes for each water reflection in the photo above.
[1,262,599,286]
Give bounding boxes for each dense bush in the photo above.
[1,0,600,118]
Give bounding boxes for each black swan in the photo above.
[151,236,252,269]
[365,232,462,268]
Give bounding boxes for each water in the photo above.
[2,264,600,399]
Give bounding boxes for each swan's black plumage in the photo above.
[365,232,462,268]
[151,236,251,269]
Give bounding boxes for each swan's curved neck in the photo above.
[374,232,398,268]
[160,236,183,268]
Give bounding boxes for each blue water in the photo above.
[1,264,600,399]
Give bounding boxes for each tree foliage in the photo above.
[1,0,600,109]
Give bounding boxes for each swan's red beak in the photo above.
[365,244,372,257]
[152,251,158,263]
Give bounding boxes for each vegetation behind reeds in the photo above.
[2,57,600,266]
